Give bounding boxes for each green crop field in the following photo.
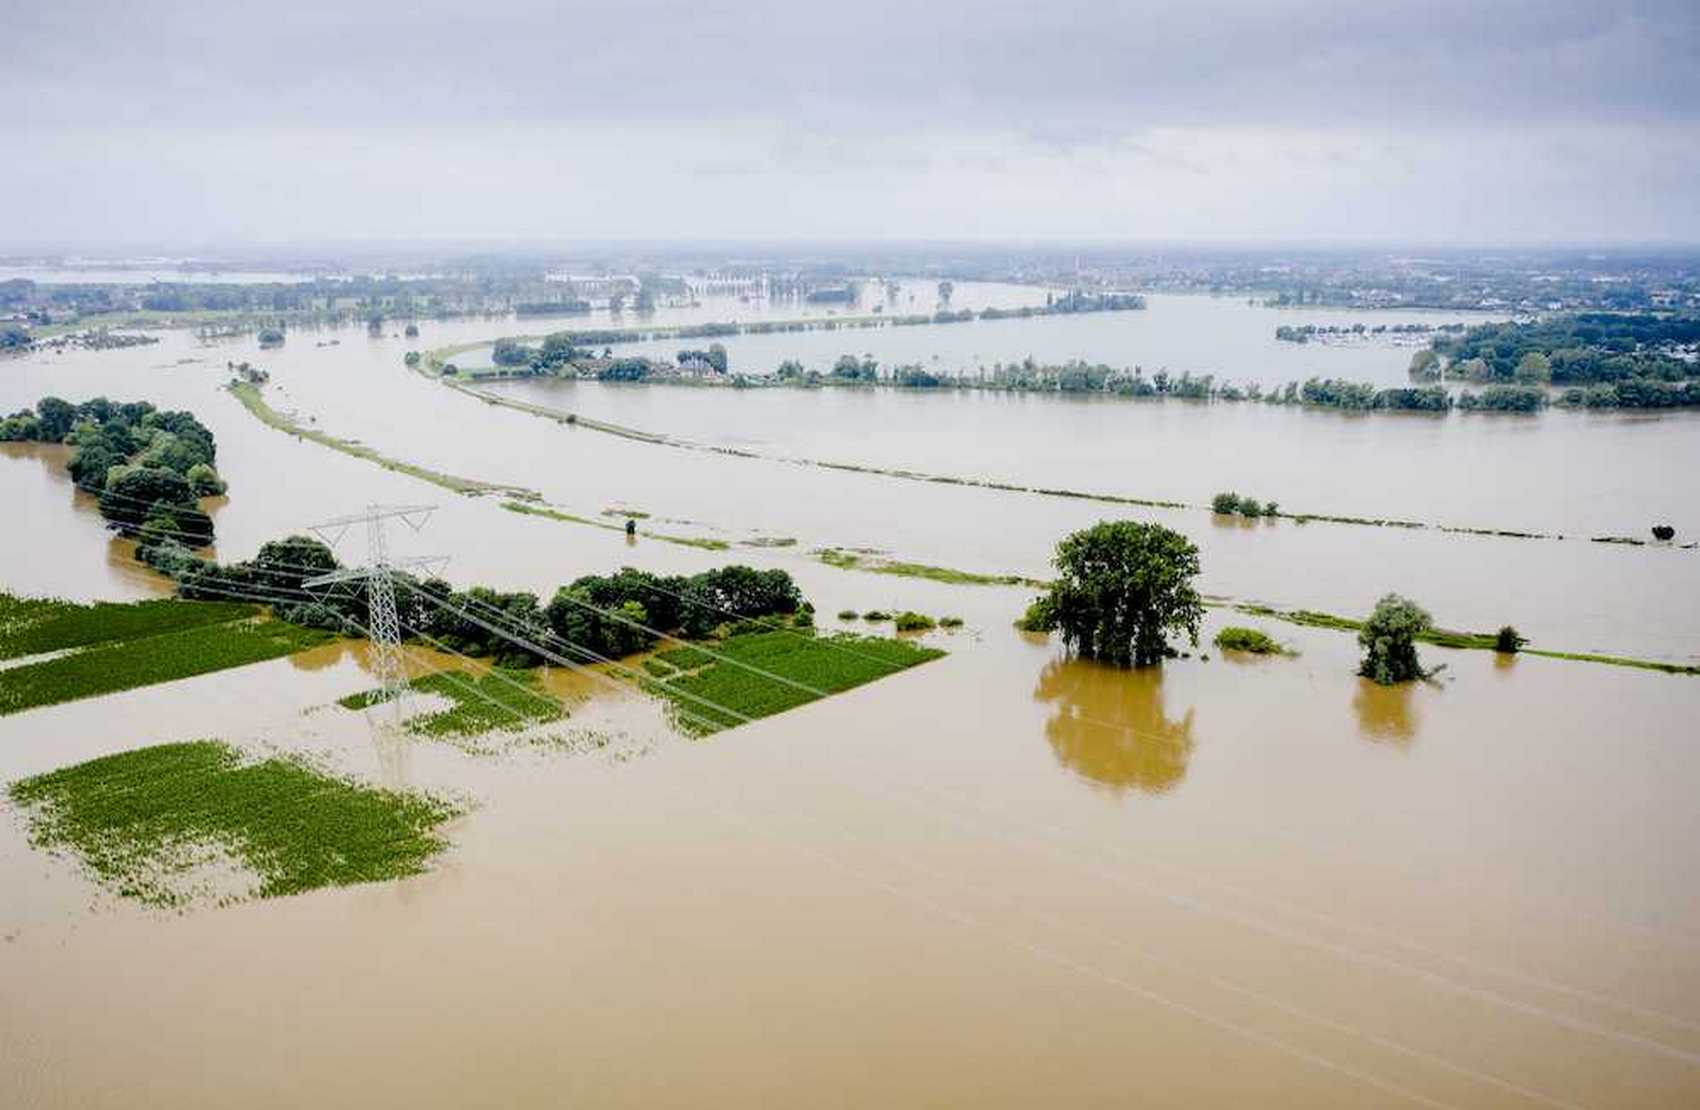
[0,617,332,716]
[0,591,256,660]
[339,669,563,737]
[8,740,458,906]
[650,629,944,735]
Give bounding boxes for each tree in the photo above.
[35,397,77,441]
[1514,351,1552,383]
[1025,521,1203,667]
[98,466,193,532]
[1358,594,1431,684]
[186,462,227,496]
[1494,625,1525,653]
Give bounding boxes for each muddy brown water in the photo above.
[4,301,1700,1106]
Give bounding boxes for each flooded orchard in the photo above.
[5,294,1700,1107]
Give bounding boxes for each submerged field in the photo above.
[0,596,333,716]
[0,592,257,660]
[7,740,459,907]
[645,628,945,734]
[339,668,564,737]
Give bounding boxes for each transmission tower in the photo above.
[304,504,444,707]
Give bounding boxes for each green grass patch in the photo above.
[649,629,943,735]
[1213,626,1292,655]
[0,591,256,660]
[893,611,936,632]
[339,669,562,737]
[654,644,713,671]
[8,740,458,907]
[813,547,1043,587]
[500,499,730,550]
[0,618,333,716]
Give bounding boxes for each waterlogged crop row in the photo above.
[654,630,943,734]
[0,591,256,660]
[0,619,332,716]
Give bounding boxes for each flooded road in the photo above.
[4,295,1700,1106]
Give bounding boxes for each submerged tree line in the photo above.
[1,396,227,545]
[138,532,812,668]
[1410,313,1700,409]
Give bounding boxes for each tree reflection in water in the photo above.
[1033,657,1195,795]
[1351,677,1419,746]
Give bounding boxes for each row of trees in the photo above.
[1021,521,1447,685]
[138,534,808,667]
[0,396,225,546]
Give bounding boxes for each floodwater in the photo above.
[4,296,1700,1107]
[607,291,1499,388]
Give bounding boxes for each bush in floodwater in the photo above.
[1652,524,1676,542]
[1213,627,1287,655]
[893,611,936,632]
[1212,491,1278,518]
[1494,625,1526,654]
[862,610,891,622]
[939,616,964,628]
[1358,594,1432,685]
[837,609,859,620]
[1016,597,1054,633]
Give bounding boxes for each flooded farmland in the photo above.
[5,293,1700,1107]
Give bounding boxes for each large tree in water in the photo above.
[1024,521,1203,667]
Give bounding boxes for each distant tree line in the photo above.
[1427,313,1700,387]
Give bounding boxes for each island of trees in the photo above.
[1,396,226,546]
[1413,313,1700,409]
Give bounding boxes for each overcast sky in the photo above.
[6,0,1699,250]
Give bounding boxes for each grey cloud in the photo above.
[11,0,1700,129]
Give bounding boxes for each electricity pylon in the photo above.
[304,504,444,708]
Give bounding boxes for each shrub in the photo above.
[186,462,226,496]
[1211,492,1241,514]
[1358,594,1432,685]
[837,609,858,620]
[862,610,891,622]
[1213,627,1287,655]
[893,611,936,632]
[939,616,964,628]
[1652,524,1676,541]
[1016,597,1053,632]
[1494,625,1525,654]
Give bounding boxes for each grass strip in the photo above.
[0,618,333,716]
[499,499,729,550]
[339,669,563,737]
[1226,603,1699,675]
[8,740,458,906]
[813,547,1045,587]
[435,373,1676,552]
[228,380,539,499]
[649,629,943,735]
[0,591,256,660]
